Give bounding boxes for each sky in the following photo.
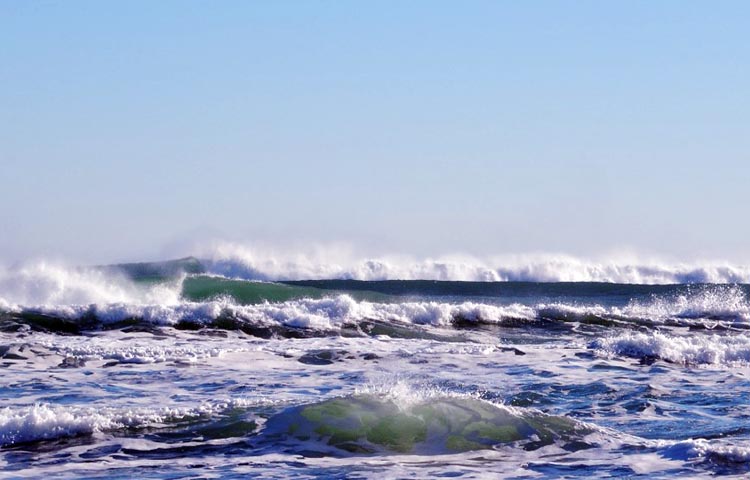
[1,1,748,264]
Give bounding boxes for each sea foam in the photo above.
[620,284,750,322]
[0,262,180,308]
[0,399,263,447]
[0,404,181,446]
[20,295,535,331]
[592,331,750,366]
[197,242,750,284]
[660,438,750,464]
[8,286,750,333]
[39,337,229,364]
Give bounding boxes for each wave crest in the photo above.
[6,284,749,336]
[198,243,750,283]
[0,262,180,308]
[592,331,750,365]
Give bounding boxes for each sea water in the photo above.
[2,254,750,478]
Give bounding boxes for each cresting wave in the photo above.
[4,385,748,467]
[2,381,595,452]
[199,243,750,283]
[0,398,263,447]
[5,292,749,338]
[2,258,750,341]
[592,331,750,366]
[3,295,536,334]
[2,266,750,335]
[0,261,180,307]
[663,439,750,464]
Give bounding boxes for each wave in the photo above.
[0,261,181,308]
[621,284,750,323]
[260,392,592,455]
[4,386,748,473]
[4,288,749,339]
[2,378,597,454]
[2,259,749,337]
[196,242,750,283]
[660,438,750,465]
[591,331,750,366]
[0,398,261,447]
[2,295,538,337]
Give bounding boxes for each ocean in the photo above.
[2,253,750,479]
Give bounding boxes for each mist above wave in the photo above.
[199,243,750,284]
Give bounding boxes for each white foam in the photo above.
[536,285,750,327]
[0,262,180,309]
[0,404,180,446]
[592,331,750,366]
[353,377,529,415]
[4,268,747,335]
[240,296,533,329]
[14,286,750,332]
[21,295,535,331]
[0,399,264,446]
[40,339,228,364]
[196,242,750,283]
[620,285,750,323]
[660,438,750,463]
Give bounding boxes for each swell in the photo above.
[0,386,597,454]
[3,285,749,340]
[2,260,749,339]
[258,392,593,455]
[4,389,748,468]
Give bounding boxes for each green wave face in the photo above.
[181,276,327,304]
[114,257,206,282]
[261,395,590,455]
[179,276,394,305]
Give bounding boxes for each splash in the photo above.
[0,262,181,308]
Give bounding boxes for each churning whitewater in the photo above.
[2,251,750,478]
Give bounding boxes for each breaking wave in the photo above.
[592,331,750,366]
[4,287,749,338]
[199,243,750,283]
[2,295,537,335]
[0,261,180,308]
[1,258,749,337]
[660,438,750,465]
[0,398,261,447]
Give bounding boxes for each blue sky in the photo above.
[1,1,748,263]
